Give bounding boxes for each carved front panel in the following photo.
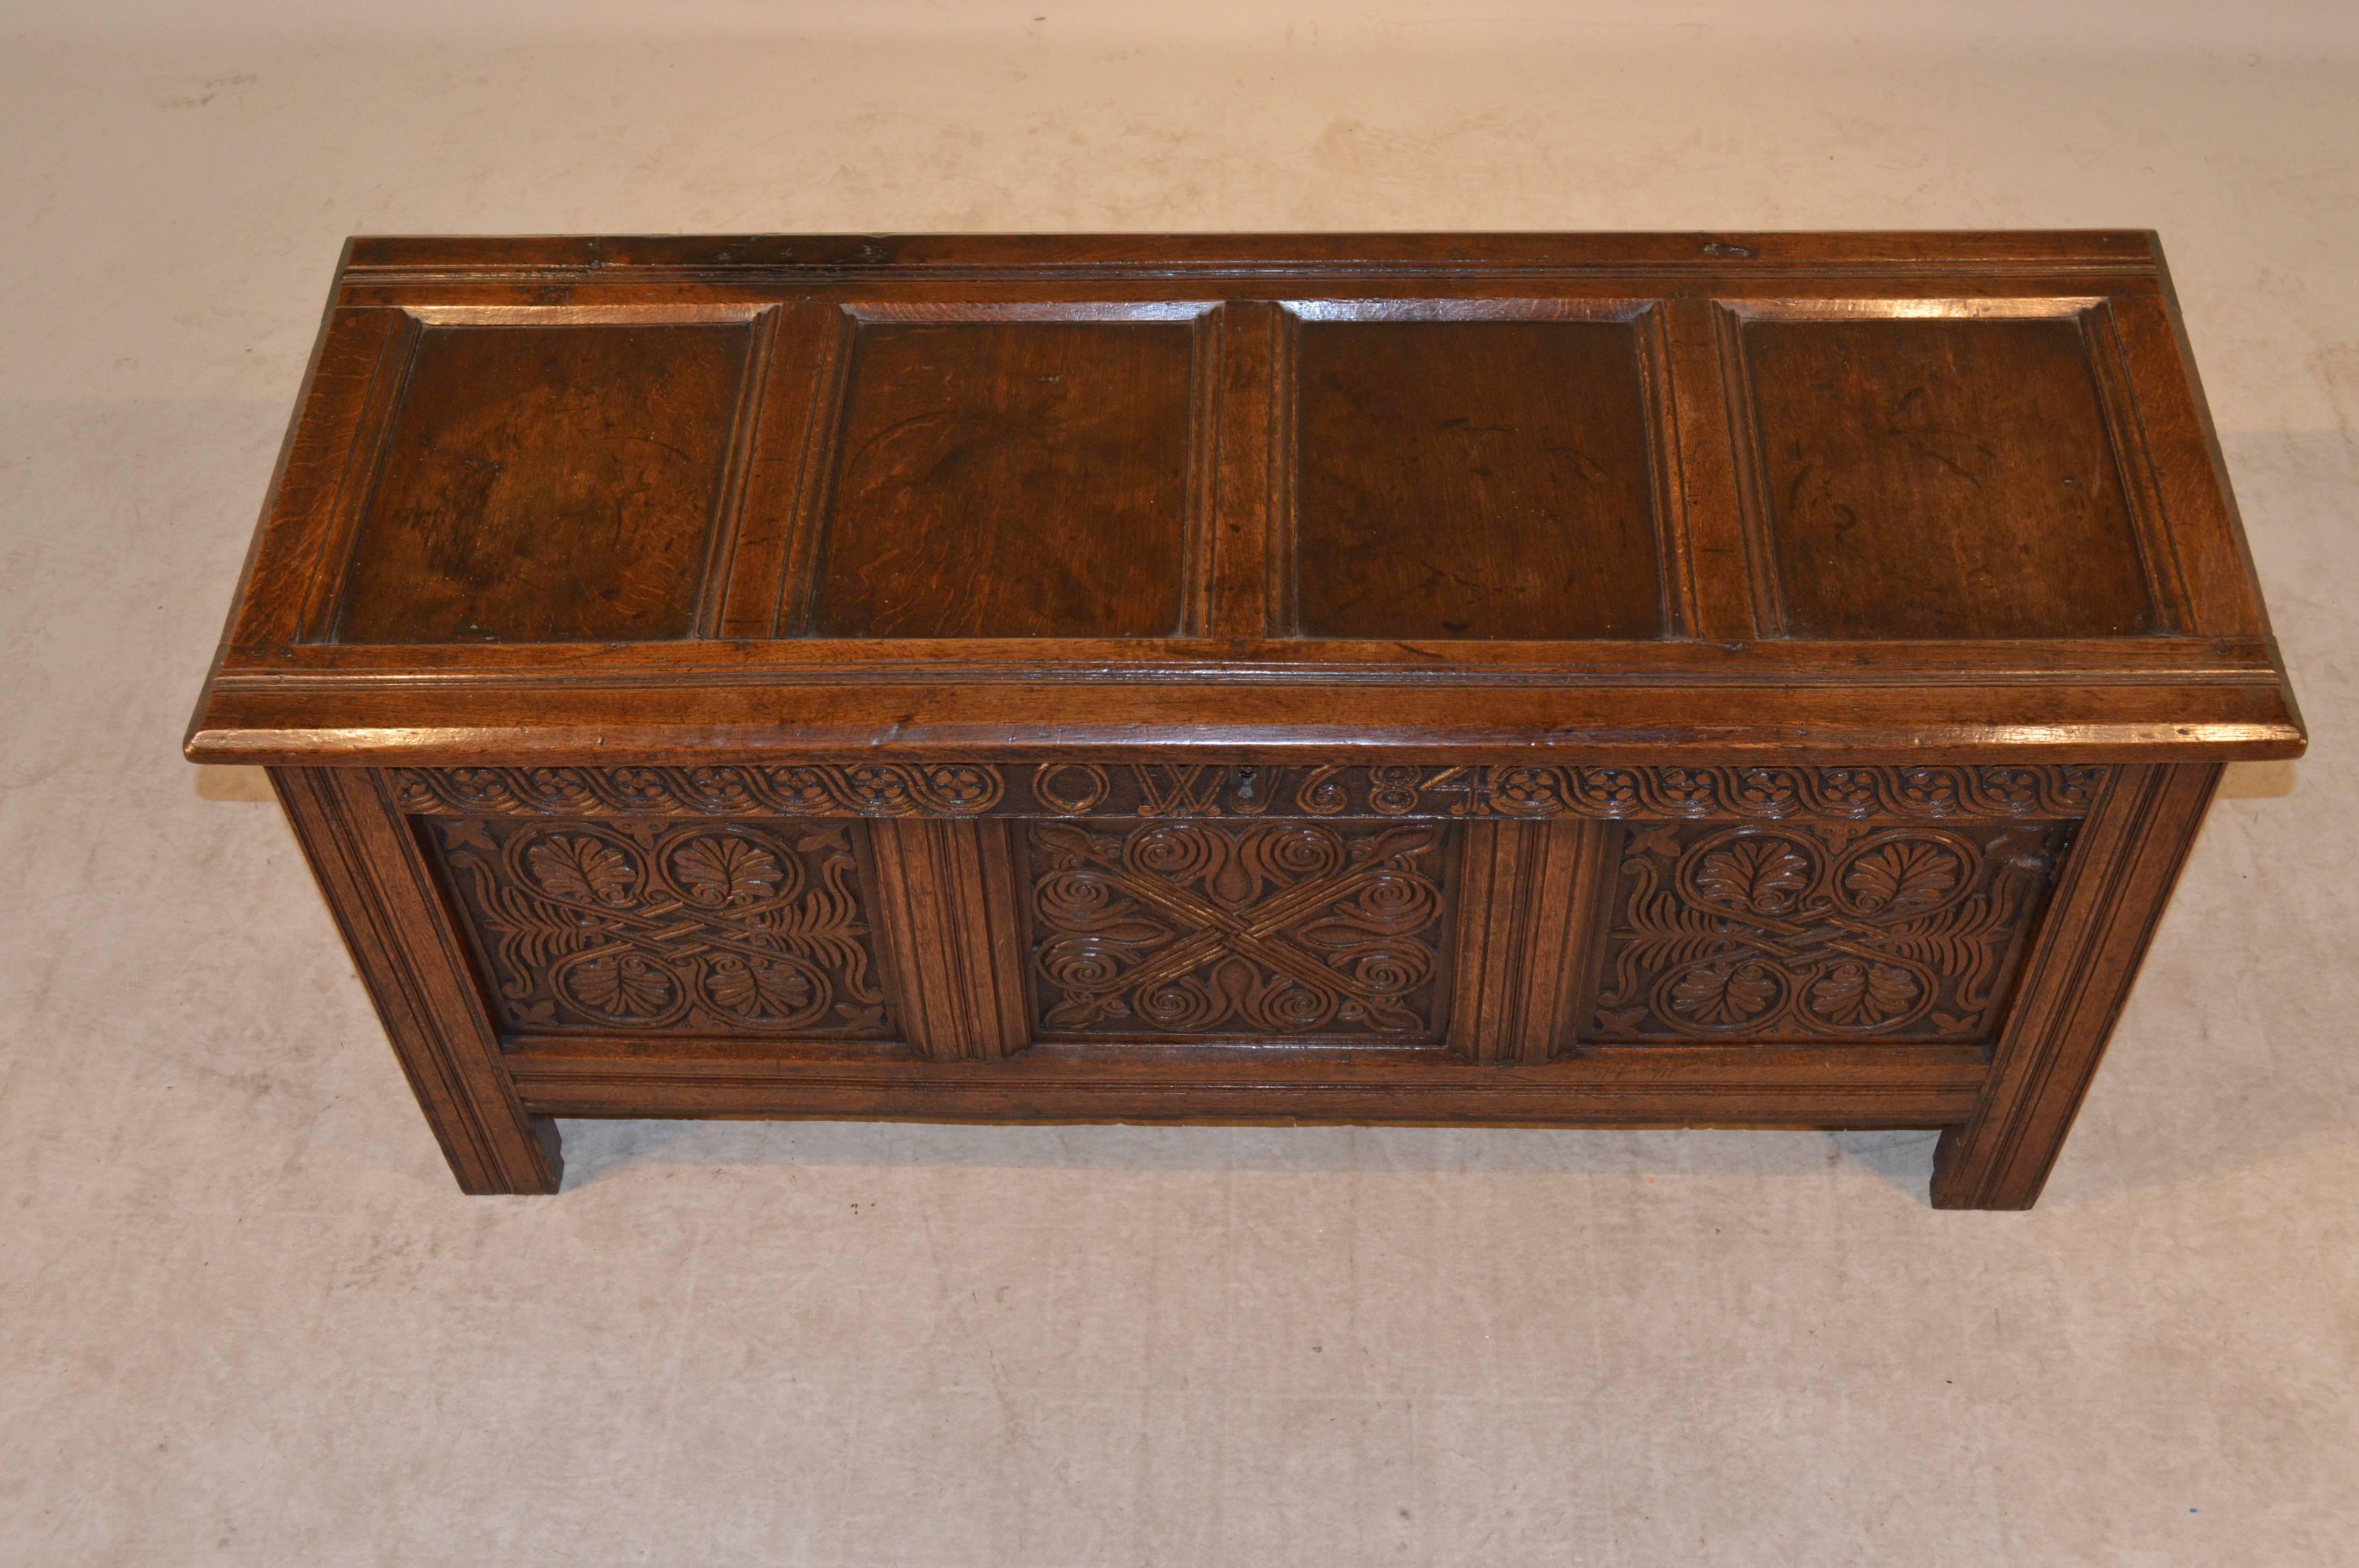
[424,817,893,1039]
[1023,819,1457,1043]
[399,767,2095,1056]
[1587,821,2074,1044]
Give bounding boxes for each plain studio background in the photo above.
[2,3,2353,1564]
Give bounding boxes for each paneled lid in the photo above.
[187,231,2303,765]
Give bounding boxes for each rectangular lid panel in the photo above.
[1735,309,2157,639]
[333,318,757,644]
[1290,307,1667,640]
[189,233,2303,763]
[804,311,1204,639]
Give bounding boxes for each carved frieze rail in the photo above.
[392,762,2109,823]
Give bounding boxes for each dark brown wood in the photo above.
[420,813,898,1046]
[1291,312,1664,639]
[1929,762,2223,1209]
[1655,298,1749,639]
[331,318,757,644]
[1582,818,2073,1046]
[1736,310,2156,640]
[1021,816,1459,1044]
[270,767,561,1194]
[1449,819,1603,1064]
[1208,301,1281,639]
[193,233,2303,1206]
[805,312,1202,638]
[714,303,851,639]
[868,818,1029,1062]
[498,1042,1990,1129]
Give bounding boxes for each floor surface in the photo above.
[4,4,2355,1564]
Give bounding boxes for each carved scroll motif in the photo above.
[394,763,2108,822]
[1589,821,2075,1043]
[1025,819,1454,1040]
[429,817,892,1038]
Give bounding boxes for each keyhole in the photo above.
[1236,768,1258,800]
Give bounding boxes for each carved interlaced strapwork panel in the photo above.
[393,763,2107,823]
[1588,821,2074,1044]
[426,817,892,1038]
[1024,819,1455,1042]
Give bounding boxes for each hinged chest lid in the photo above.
[188,231,2303,766]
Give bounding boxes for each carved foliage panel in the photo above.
[1024,819,1456,1043]
[1588,819,2074,1044]
[425,816,894,1039]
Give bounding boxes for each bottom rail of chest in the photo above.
[271,760,2223,1209]
[501,1044,1989,1128]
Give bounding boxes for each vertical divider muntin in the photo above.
[1176,306,1226,637]
[869,817,1032,1062]
[1630,302,1698,640]
[1555,817,1626,1056]
[1710,301,1789,639]
[1205,300,1284,640]
[716,302,858,639]
[1268,304,1302,638]
[690,304,784,638]
[1449,817,1611,1065]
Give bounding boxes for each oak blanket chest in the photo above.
[188,231,2304,1207]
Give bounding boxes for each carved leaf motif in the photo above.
[1693,839,1812,915]
[1668,962,1779,1026]
[562,953,674,1019]
[1843,841,1958,915]
[1806,960,1921,1028]
[528,835,637,906]
[671,836,785,907]
[704,955,816,1022]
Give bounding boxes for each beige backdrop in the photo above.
[4,3,2354,1563]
